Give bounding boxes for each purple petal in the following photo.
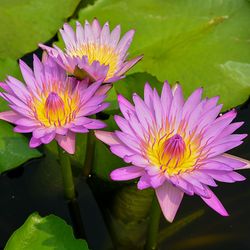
[133,93,155,129]
[70,126,89,133]
[29,137,42,148]
[95,131,120,145]
[91,18,102,39]
[110,24,121,47]
[182,88,203,119]
[100,22,110,45]
[201,188,229,216]
[220,154,250,169]
[0,111,21,123]
[117,29,135,58]
[56,131,76,154]
[137,174,151,190]
[84,120,106,129]
[41,132,56,144]
[161,81,173,119]
[156,181,184,222]
[150,173,166,188]
[117,94,135,120]
[116,55,143,76]
[110,166,143,181]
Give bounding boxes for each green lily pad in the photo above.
[0,58,21,82]
[4,213,89,250]
[0,121,41,174]
[76,0,250,110]
[0,0,80,59]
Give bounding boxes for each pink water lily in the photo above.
[95,82,248,222]
[0,55,109,154]
[40,19,143,83]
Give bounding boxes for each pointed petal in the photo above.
[222,153,250,169]
[0,110,21,123]
[29,137,42,148]
[56,131,76,154]
[137,174,151,190]
[156,181,184,222]
[201,188,229,216]
[94,130,120,145]
[110,166,143,181]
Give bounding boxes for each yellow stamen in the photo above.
[31,88,79,127]
[68,43,119,80]
[146,130,201,176]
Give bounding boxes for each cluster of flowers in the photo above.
[0,19,248,222]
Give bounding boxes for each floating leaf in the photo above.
[114,72,162,103]
[0,121,41,174]
[0,58,21,82]
[4,213,89,250]
[0,0,80,59]
[75,0,250,110]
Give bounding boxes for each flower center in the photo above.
[146,133,198,176]
[45,92,65,124]
[162,134,186,159]
[32,89,80,128]
[67,43,119,80]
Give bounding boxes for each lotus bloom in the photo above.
[40,19,143,83]
[95,82,248,222]
[0,55,109,154]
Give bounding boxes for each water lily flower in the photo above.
[95,82,248,222]
[40,19,143,83]
[0,55,109,154]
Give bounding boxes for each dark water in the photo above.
[0,45,249,249]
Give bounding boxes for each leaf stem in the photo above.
[83,130,96,177]
[145,193,161,250]
[58,144,76,200]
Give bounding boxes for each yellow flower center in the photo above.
[31,89,80,127]
[146,131,201,176]
[68,43,119,80]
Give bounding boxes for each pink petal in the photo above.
[29,137,42,148]
[137,174,151,190]
[55,131,76,154]
[161,81,173,118]
[41,132,56,144]
[150,173,166,188]
[91,18,102,39]
[83,120,106,129]
[182,88,203,119]
[94,130,120,145]
[222,153,250,169]
[110,145,134,158]
[156,181,184,222]
[201,188,229,216]
[117,94,135,120]
[110,24,121,47]
[116,55,143,76]
[117,29,135,55]
[110,166,143,181]
[0,110,21,123]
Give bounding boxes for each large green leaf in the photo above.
[4,213,89,250]
[75,0,250,110]
[0,121,41,173]
[0,0,80,60]
[0,58,21,82]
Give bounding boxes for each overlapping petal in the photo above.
[40,19,143,83]
[0,55,109,154]
[95,81,248,222]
